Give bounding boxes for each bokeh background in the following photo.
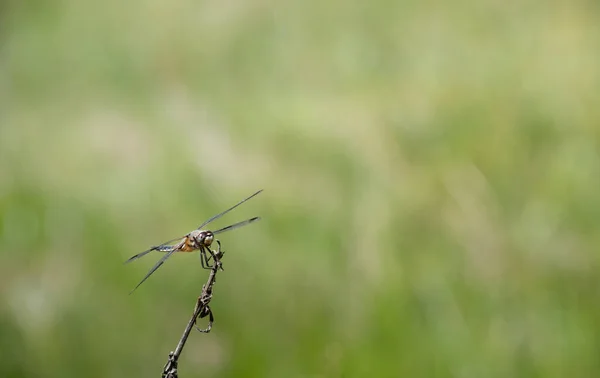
[2,1,600,377]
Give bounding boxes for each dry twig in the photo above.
[161,242,225,378]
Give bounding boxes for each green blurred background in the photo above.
[2,0,600,377]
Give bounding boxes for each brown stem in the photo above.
[161,255,222,378]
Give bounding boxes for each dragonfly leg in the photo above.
[210,240,225,271]
[214,240,225,260]
[204,242,225,271]
[199,247,214,270]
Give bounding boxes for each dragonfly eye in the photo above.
[204,234,214,246]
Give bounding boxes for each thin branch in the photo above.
[161,243,225,378]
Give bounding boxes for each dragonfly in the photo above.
[125,189,262,294]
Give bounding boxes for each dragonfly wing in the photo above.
[124,236,184,264]
[197,190,263,230]
[129,243,182,294]
[213,217,261,235]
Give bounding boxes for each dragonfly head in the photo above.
[194,230,214,247]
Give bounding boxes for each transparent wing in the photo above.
[124,236,184,264]
[129,244,181,294]
[213,217,261,235]
[197,189,263,230]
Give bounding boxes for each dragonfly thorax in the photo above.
[189,229,214,247]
